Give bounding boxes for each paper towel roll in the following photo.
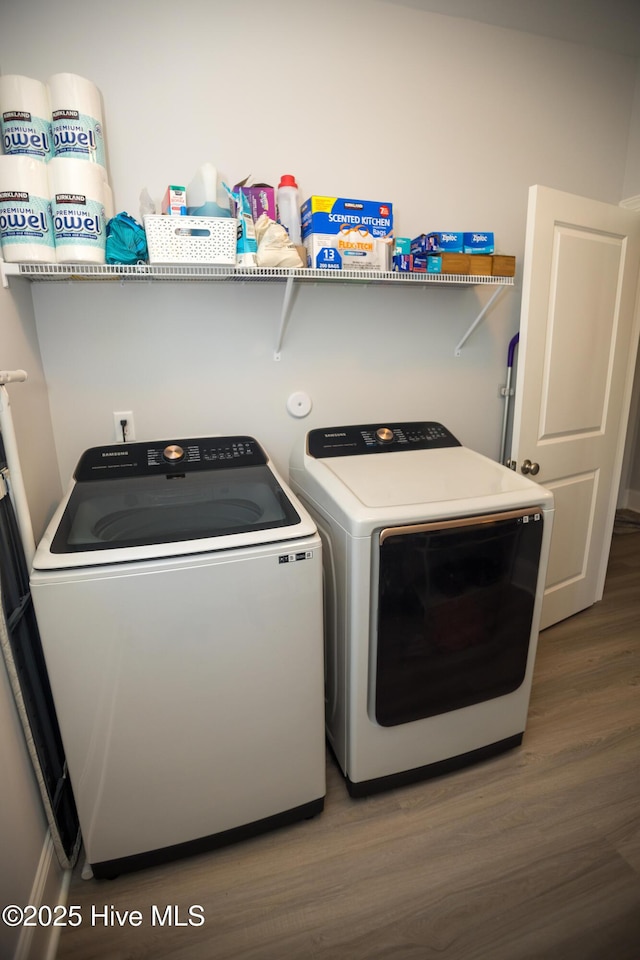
[48,73,106,170]
[0,74,53,161]
[48,156,107,263]
[0,154,56,262]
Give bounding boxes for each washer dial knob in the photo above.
[376,427,394,443]
[163,444,185,462]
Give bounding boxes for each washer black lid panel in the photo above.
[74,436,266,481]
[307,422,460,459]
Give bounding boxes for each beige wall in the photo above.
[3,0,640,491]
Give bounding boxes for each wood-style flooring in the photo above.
[56,526,640,960]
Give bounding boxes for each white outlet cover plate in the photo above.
[286,391,312,418]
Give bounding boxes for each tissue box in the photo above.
[463,232,494,254]
[233,182,277,223]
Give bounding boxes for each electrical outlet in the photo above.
[113,410,135,442]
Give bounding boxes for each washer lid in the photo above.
[33,437,316,570]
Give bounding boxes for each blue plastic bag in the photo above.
[106,212,148,264]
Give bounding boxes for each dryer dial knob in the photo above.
[376,427,394,444]
[163,444,185,462]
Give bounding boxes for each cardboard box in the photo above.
[441,253,471,274]
[162,185,186,216]
[233,181,277,223]
[463,232,494,254]
[410,233,440,256]
[393,253,413,272]
[393,237,411,255]
[438,232,464,252]
[301,196,393,240]
[305,230,389,270]
[302,197,392,270]
[492,255,516,277]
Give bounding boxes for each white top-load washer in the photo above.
[31,435,326,878]
[290,421,554,797]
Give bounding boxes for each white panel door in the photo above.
[510,185,640,629]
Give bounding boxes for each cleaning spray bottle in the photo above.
[186,162,230,217]
[277,174,301,245]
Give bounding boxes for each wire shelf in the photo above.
[0,261,514,286]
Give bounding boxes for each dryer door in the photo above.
[373,507,544,727]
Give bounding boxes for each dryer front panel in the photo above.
[371,507,545,727]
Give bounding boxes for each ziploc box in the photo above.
[438,232,464,252]
[301,196,393,270]
[411,233,440,256]
[464,232,494,254]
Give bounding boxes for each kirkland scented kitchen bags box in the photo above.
[301,195,393,270]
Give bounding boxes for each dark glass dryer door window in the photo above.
[374,508,544,727]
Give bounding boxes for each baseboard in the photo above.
[13,831,71,960]
[622,488,640,513]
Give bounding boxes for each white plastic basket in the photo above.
[144,215,237,265]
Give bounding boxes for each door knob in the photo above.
[521,459,540,476]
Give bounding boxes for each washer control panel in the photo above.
[307,422,461,458]
[75,436,267,480]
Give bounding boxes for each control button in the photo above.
[163,444,185,462]
[376,427,394,443]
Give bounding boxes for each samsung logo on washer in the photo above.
[101,451,129,457]
[325,432,347,438]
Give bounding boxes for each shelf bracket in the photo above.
[454,285,506,356]
[273,274,296,360]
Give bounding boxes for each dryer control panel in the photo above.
[74,436,267,480]
[307,421,461,458]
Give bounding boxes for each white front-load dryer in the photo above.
[31,435,326,878]
[290,420,554,797]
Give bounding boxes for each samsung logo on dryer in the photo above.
[101,451,129,458]
[325,432,347,438]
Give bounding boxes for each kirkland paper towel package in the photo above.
[0,75,54,161]
[0,155,56,262]
[301,196,393,270]
[48,73,107,170]
[48,157,107,263]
